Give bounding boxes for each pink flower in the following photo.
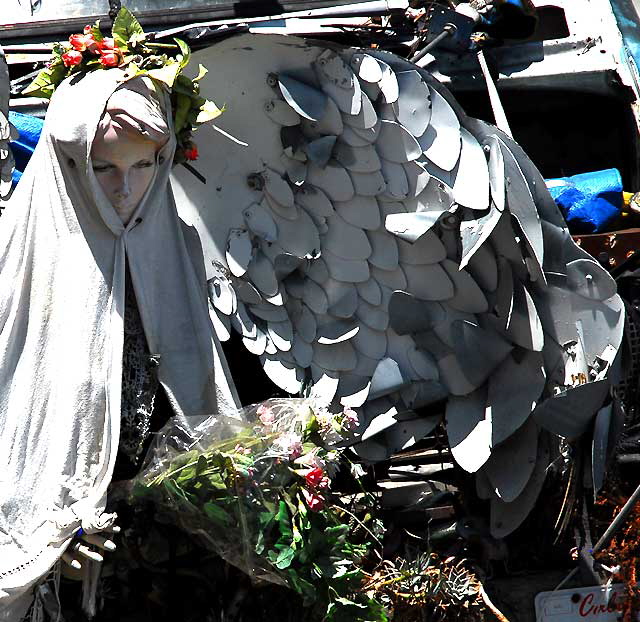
[302,488,325,512]
[295,448,325,471]
[304,466,330,490]
[273,432,303,460]
[234,443,252,456]
[257,404,275,426]
[61,50,83,67]
[342,407,359,430]
[99,50,120,68]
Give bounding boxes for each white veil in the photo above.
[0,69,239,616]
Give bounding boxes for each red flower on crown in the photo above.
[61,50,83,67]
[97,38,116,52]
[99,50,120,68]
[68,34,88,52]
[69,27,100,54]
[184,144,199,161]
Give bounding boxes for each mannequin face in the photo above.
[91,128,158,225]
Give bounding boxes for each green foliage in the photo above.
[174,38,191,72]
[88,21,104,42]
[22,61,66,98]
[112,6,145,50]
[135,402,388,621]
[196,99,223,124]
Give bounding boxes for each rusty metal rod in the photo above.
[555,480,640,590]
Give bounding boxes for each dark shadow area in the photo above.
[503,4,570,44]
[454,86,639,188]
[222,331,289,406]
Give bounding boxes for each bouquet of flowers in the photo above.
[132,398,387,621]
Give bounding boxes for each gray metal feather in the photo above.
[172,34,625,538]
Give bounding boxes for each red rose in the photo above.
[68,34,87,51]
[97,37,115,52]
[61,50,83,67]
[184,144,199,161]
[304,467,326,488]
[302,488,325,512]
[85,34,99,53]
[80,26,102,52]
[99,51,120,68]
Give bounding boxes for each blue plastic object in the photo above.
[9,111,44,184]
[545,168,623,234]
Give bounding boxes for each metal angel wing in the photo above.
[0,46,15,199]
[171,33,624,537]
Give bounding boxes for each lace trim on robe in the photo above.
[119,273,159,465]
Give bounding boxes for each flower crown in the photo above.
[24,7,222,165]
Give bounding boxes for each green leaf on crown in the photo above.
[175,38,191,72]
[112,6,145,51]
[197,99,224,124]
[89,20,104,42]
[148,59,181,87]
[194,64,208,83]
[23,62,66,98]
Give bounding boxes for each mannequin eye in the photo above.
[92,163,113,172]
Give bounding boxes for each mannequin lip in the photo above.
[112,202,138,223]
[114,206,133,216]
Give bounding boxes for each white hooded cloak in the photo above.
[0,69,239,616]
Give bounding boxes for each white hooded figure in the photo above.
[0,69,239,618]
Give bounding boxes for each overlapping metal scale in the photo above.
[171,34,625,537]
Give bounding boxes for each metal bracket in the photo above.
[424,5,476,53]
[108,0,122,20]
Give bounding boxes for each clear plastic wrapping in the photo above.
[131,398,383,616]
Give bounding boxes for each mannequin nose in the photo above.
[115,173,131,199]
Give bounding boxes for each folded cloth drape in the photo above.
[0,69,239,617]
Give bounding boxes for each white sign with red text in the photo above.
[535,584,637,621]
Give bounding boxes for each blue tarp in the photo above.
[546,168,623,234]
[9,111,44,184]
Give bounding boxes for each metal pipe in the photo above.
[555,480,640,590]
[477,48,513,138]
[154,0,409,39]
[593,481,640,553]
[410,23,457,63]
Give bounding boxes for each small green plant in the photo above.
[364,552,486,621]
